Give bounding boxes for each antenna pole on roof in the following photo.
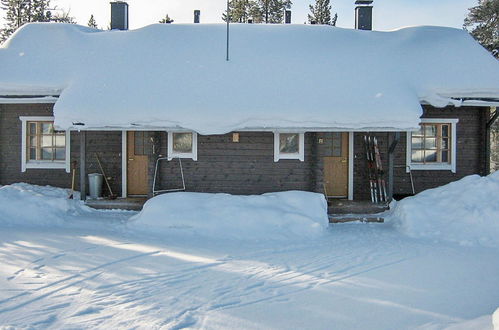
[226,0,230,61]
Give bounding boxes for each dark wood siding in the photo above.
[0,103,122,195]
[353,106,489,200]
[1,104,488,200]
[154,132,322,195]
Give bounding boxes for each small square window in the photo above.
[274,132,304,162]
[279,133,299,154]
[20,117,70,173]
[407,119,458,173]
[167,131,197,161]
[173,133,193,153]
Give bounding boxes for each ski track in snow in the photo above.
[0,218,498,329]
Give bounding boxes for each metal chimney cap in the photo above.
[355,0,373,5]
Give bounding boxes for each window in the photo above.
[167,131,197,160]
[407,118,458,173]
[20,116,70,172]
[274,132,305,162]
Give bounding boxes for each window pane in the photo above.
[424,137,437,149]
[29,148,36,160]
[331,133,342,157]
[279,133,299,154]
[173,133,193,153]
[29,123,37,134]
[442,125,449,137]
[41,135,53,147]
[442,150,449,163]
[424,125,437,137]
[424,150,437,162]
[41,148,53,160]
[442,138,449,150]
[54,135,66,147]
[413,126,424,137]
[411,137,423,149]
[134,131,145,155]
[41,123,53,134]
[29,136,37,148]
[411,150,424,162]
[55,148,65,160]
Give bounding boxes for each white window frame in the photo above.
[167,131,198,161]
[406,118,458,173]
[274,132,305,162]
[19,116,71,173]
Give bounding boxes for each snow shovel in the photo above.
[95,153,118,200]
[68,161,77,199]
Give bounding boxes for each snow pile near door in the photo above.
[129,191,329,241]
[389,172,499,248]
[0,183,84,227]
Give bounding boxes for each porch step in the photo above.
[329,215,385,223]
[327,199,389,215]
[85,197,147,211]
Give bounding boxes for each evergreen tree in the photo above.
[87,14,98,28]
[222,0,262,23]
[308,0,337,26]
[223,0,291,24]
[1,0,76,42]
[463,0,499,58]
[259,0,292,23]
[1,0,49,41]
[159,14,174,24]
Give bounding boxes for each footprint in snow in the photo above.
[52,253,66,259]
[72,306,103,317]
[7,268,25,280]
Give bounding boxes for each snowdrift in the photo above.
[389,172,499,248]
[129,191,329,241]
[0,183,85,227]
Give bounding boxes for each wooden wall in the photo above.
[0,104,489,201]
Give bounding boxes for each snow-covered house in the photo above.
[0,22,498,203]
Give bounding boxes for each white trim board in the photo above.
[0,97,58,104]
[121,130,127,198]
[348,132,354,201]
[69,126,417,133]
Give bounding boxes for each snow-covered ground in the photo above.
[0,181,498,329]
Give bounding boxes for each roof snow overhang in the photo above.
[1,23,499,134]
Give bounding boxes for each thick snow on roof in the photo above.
[1,23,499,134]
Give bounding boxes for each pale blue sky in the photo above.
[0,0,479,31]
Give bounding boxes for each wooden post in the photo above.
[80,131,86,201]
[387,132,400,201]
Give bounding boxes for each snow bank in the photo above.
[129,191,329,241]
[389,172,499,248]
[1,24,499,133]
[0,183,85,227]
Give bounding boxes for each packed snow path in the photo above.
[1,218,498,329]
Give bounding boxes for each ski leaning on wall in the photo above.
[364,135,387,204]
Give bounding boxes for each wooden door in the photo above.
[324,132,349,198]
[127,131,149,195]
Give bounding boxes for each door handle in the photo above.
[128,158,134,161]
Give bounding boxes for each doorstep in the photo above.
[85,197,147,211]
[328,199,389,223]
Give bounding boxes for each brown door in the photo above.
[127,131,149,195]
[324,132,349,198]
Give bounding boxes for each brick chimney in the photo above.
[355,0,373,30]
[110,1,129,30]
